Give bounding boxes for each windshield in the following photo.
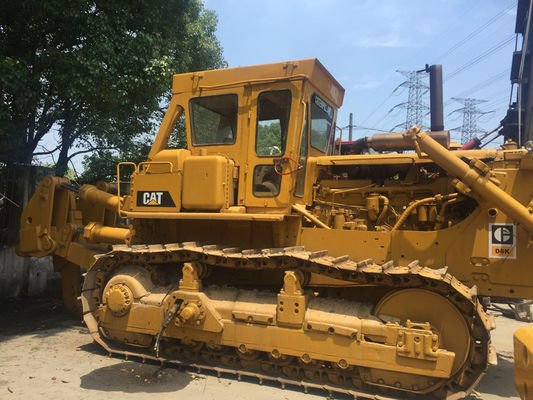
[310,93,334,152]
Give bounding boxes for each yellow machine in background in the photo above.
[515,327,533,399]
[17,58,533,398]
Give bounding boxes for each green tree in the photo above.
[256,121,283,156]
[78,115,186,183]
[0,0,226,177]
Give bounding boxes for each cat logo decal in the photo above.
[136,191,175,207]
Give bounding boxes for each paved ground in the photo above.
[0,295,527,400]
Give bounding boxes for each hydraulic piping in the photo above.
[391,193,458,231]
[292,204,331,229]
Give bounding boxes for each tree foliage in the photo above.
[256,122,283,156]
[0,0,226,178]
[79,116,187,183]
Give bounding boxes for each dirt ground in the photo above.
[0,295,528,400]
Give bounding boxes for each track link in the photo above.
[81,242,494,400]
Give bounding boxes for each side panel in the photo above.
[182,156,234,211]
[132,217,301,249]
[127,172,182,212]
[300,200,533,299]
[300,228,391,265]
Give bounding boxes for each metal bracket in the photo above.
[396,325,439,361]
[469,158,491,176]
[179,262,202,291]
[451,178,473,196]
[277,270,307,327]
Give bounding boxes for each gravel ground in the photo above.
[0,295,528,400]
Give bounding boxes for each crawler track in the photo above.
[82,242,493,399]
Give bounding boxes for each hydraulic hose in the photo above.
[391,193,458,231]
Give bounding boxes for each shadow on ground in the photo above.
[0,294,81,338]
[467,352,518,399]
[78,341,108,356]
[80,361,194,393]
[78,343,353,399]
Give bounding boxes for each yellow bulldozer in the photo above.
[16,58,533,398]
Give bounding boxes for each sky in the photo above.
[203,0,518,143]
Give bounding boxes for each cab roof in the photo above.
[172,58,345,109]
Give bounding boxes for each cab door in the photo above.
[243,82,304,210]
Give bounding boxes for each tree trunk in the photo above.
[55,106,75,177]
[55,139,72,177]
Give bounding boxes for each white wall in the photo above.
[0,246,59,298]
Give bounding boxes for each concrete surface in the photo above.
[0,296,527,400]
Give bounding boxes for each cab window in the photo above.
[310,93,334,152]
[190,94,237,145]
[167,114,187,149]
[253,165,282,197]
[255,90,291,156]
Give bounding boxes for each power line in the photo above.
[374,107,405,132]
[409,2,479,62]
[443,71,513,132]
[445,92,508,114]
[359,91,395,126]
[446,34,515,80]
[451,68,511,98]
[354,125,394,133]
[484,95,511,109]
[359,73,412,127]
[431,3,516,64]
[359,80,409,127]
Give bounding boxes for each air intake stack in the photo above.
[428,64,444,131]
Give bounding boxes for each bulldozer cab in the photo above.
[133,59,344,215]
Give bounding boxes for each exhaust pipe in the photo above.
[428,64,444,132]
